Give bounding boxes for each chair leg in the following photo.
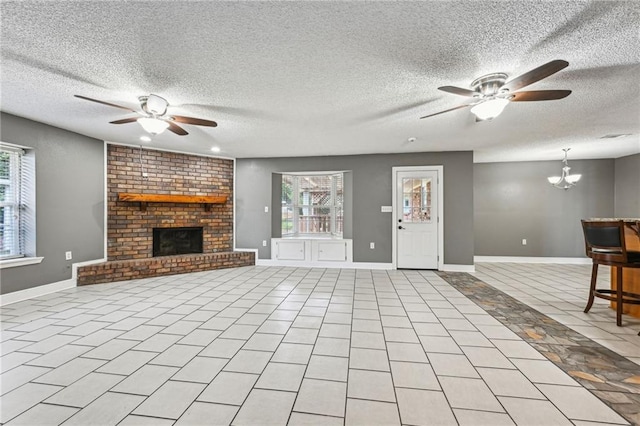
[616,266,623,326]
[584,263,598,313]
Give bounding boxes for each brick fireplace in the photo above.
[77,144,254,285]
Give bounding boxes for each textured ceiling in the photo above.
[1,1,639,162]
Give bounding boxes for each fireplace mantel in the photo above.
[118,192,228,211]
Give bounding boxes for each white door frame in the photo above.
[392,166,444,270]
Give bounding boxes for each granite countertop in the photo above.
[588,218,640,222]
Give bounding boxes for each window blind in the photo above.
[0,145,25,259]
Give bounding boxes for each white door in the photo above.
[396,170,438,269]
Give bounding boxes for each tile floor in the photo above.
[474,263,640,365]
[0,265,636,425]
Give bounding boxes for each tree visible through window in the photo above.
[282,173,343,237]
[0,145,24,259]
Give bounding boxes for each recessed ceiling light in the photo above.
[407,137,417,143]
[210,146,221,153]
[139,136,151,142]
[599,133,632,139]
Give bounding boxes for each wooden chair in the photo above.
[581,220,640,326]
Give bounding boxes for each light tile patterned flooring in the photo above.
[0,265,636,425]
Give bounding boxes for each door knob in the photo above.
[398,226,404,230]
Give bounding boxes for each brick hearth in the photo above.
[77,144,254,285]
[77,252,254,285]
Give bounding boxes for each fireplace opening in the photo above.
[153,227,203,257]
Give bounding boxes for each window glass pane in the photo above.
[0,146,23,258]
[299,175,333,205]
[281,175,293,204]
[334,205,344,235]
[0,206,14,256]
[298,207,332,233]
[0,151,10,180]
[402,178,432,223]
[281,175,294,236]
[282,206,294,235]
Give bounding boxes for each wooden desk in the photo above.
[611,222,640,317]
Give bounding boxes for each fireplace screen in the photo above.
[153,227,203,257]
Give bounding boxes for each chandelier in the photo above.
[547,148,581,190]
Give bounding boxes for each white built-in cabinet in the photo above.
[271,238,353,263]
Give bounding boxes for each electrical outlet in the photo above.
[65,251,72,260]
[262,240,267,247]
[264,206,269,213]
[370,242,375,249]
[522,239,527,245]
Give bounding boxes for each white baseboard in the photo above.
[256,259,393,270]
[0,279,75,306]
[441,264,476,273]
[474,256,591,265]
[255,259,474,272]
[350,262,394,270]
[0,257,107,306]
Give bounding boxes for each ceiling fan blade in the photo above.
[509,90,572,102]
[74,95,137,112]
[420,104,470,119]
[503,60,569,92]
[438,86,477,97]
[171,115,218,127]
[167,121,189,136]
[109,117,139,124]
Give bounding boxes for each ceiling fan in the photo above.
[74,94,217,135]
[420,59,571,121]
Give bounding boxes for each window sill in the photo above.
[282,234,343,240]
[0,257,44,269]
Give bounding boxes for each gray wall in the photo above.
[474,159,615,257]
[614,153,640,217]
[236,151,474,265]
[0,113,104,295]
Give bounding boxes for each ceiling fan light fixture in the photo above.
[144,94,168,115]
[470,98,509,120]
[138,117,169,135]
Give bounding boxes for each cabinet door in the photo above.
[276,240,306,260]
[316,241,347,261]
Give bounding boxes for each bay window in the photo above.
[282,173,344,237]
